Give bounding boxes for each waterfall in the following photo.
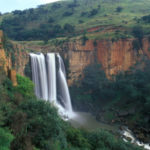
[30,52,74,119]
[57,54,73,113]
[30,53,48,100]
[46,53,57,103]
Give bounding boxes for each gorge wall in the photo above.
[61,38,150,83]
[1,30,150,84]
[0,31,17,86]
[0,31,29,85]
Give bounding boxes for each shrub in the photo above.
[15,75,34,98]
[116,6,123,12]
[132,26,143,40]
[142,15,150,23]
[87,129,142,150]
[78,20,84,24]
[66,128,90,148]
[93,40,97,47]
[51,3,61,9]
[64,23,74,33]
[80,11,88,17]
[132,26,143,48]
[88,9,98,17]
[24,62,32,79]
[63,11,73,17]
[132,40,141,51]
[81,34,88,45]
[48,17,55,23]
[0,128,14,150]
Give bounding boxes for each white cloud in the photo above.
[42,0,61,4]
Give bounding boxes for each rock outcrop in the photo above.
[14,38,150,84]
[8,69,17,86]
[1,29,150,85]
[0,31,12,74]
[11,41,29,76]
[64,38,150,83]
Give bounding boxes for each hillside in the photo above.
[0,0,150,148]
[1,0,150,41]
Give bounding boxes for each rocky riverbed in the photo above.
[96,108,150,144]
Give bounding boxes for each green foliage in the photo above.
[1,0,150,41]
[48,17,55,23]
[116,6,123,13]
[0,128,14,150]
[71,63,113,111]
[88,8,99,17]
[24,62,32,79]
[66,128,90,148]
[0,64,144,150]
[9,99,67,150]
[132,26,144,50]
[71,60,150,131]
[93,40,97,47]
[132,40,141,51]
[132,26,143,39]
[81,34,88,45]
[87,129,142,150]
[15,75,34,98]
[141,15,150,23]
[63,11,73,17]
[2,35,16,67]
[64,23,75,33]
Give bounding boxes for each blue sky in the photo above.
[0,0,61,13]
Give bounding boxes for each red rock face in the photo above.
[142,38,150,58]
[0,31,12,74]
[11,42,29,76]
[0,36,17,86]
[0,30,28,86]
[67,38,150,82]
[9,69,17,86]
[96,39,136,76]
[1,28,150,85]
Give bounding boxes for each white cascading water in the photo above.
[30,53,48,100]
[30,52,74,119]
[57,54,73,114]
[46,53,57,103]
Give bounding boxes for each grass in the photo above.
[1,0,150,40]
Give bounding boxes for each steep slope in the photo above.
[1,0,150,41]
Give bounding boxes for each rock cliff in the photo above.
[0,31,12,74]
[0,31,29,86]
[64,38,150,83]
[1,30,150,85]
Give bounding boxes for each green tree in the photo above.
[0,128,14,150]
[15,75,34,98]
[64,23,74,33]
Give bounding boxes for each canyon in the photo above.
[1,30,150,85]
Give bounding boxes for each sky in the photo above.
[0,0,61,13]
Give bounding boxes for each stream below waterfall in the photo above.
[69,111,118,131]
[69,112,150,150]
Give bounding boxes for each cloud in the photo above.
[41,0,61,4]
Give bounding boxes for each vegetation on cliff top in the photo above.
[1,0,150,41]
